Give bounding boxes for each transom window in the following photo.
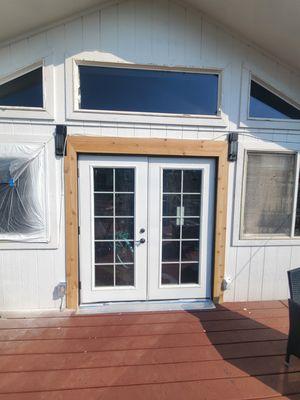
[78,65,219,116]
[242,151,300,239]
[0,67,43,108]
[249,79,300,120]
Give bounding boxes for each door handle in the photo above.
[136,238,146,244]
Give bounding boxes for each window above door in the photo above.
[66,56,228,127]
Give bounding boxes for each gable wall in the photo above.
[0,0,300,309]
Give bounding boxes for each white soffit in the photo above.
[0,0,299,71]
[0,0,105,42]
[187,0,300,71]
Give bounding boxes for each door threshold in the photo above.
[78,299,215,314]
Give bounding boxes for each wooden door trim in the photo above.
[65,136,229,309]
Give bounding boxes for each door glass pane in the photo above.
[161,169,202,285]
[181,241,199,262]
[162,264,180,284]
[94,193,113,216]
[93,167,135,287]
[94,218,113,240]
[183,195,201,216]
[182,218,200,239]
[163,170,181,192]
[183,170,202,193]
[95,265,114,286]
[162,241,180,262]
[95,242,114,263]
[116,241,134,263]
[181,263,199,284]
[115,218,134,240]
[115,169,134,192]
[115,194,134,216]
[163,194,181,216]
[116,264,134,286]
[94,168,113,191]
[162,218,180,239]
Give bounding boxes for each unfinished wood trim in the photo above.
[65,136,229,308]
[65,140,79,309]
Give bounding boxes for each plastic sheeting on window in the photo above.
[0,143,47,242]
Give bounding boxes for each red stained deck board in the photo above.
[0,374,299,400]
[0,307,288,330]
[1,355,300,394]
[0,340,288,373]
[0,300,297,400]
[0,317,289,341]
[0,329,288,355]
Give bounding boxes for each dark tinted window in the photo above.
[250,80,300,120]
[79,66,219,115]
[0,67,43,108]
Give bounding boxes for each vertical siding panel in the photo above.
[185,8,202,67]
[83,11,100,50]
[247,247,265,300]
[37,251,56,308]
[100,4,118,55]
[19,251,39,309]
[2,252,21,309]
[0,46,11,76]
[28,32,48,60]
[118,0,136,60]
[274,247,291,300]
[135,0,152,64]
[46,25,65,54]
[65,18,83,55]
[201,18,217,67]
[10,39,30,69]
[152,0,169,65]
[234,247,251,301]
[261,246,278,300]
[168,1,186,66]
[224,247,237,302]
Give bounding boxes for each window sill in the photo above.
[232,237,300,247]
[67,108,228,127]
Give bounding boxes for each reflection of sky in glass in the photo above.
[80,66,219,115]
[0,68,43,108]
[249,80,300,120]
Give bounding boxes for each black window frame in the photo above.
[76,62,222,117]
[0,64,44,110]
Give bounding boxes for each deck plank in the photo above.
[0,300,297,400]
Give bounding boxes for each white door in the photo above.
[79,155,148,303]
[148,158,215,300]
[78,155,215,304]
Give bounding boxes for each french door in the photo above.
[78,155,215,304]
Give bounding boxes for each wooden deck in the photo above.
[0,300,299,400]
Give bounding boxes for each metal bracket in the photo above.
[228,132,238,162]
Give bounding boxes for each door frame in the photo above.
[65,136,229,309]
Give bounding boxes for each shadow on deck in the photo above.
[0,300,299,399]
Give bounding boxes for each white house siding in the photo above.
[0,0,300,309]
